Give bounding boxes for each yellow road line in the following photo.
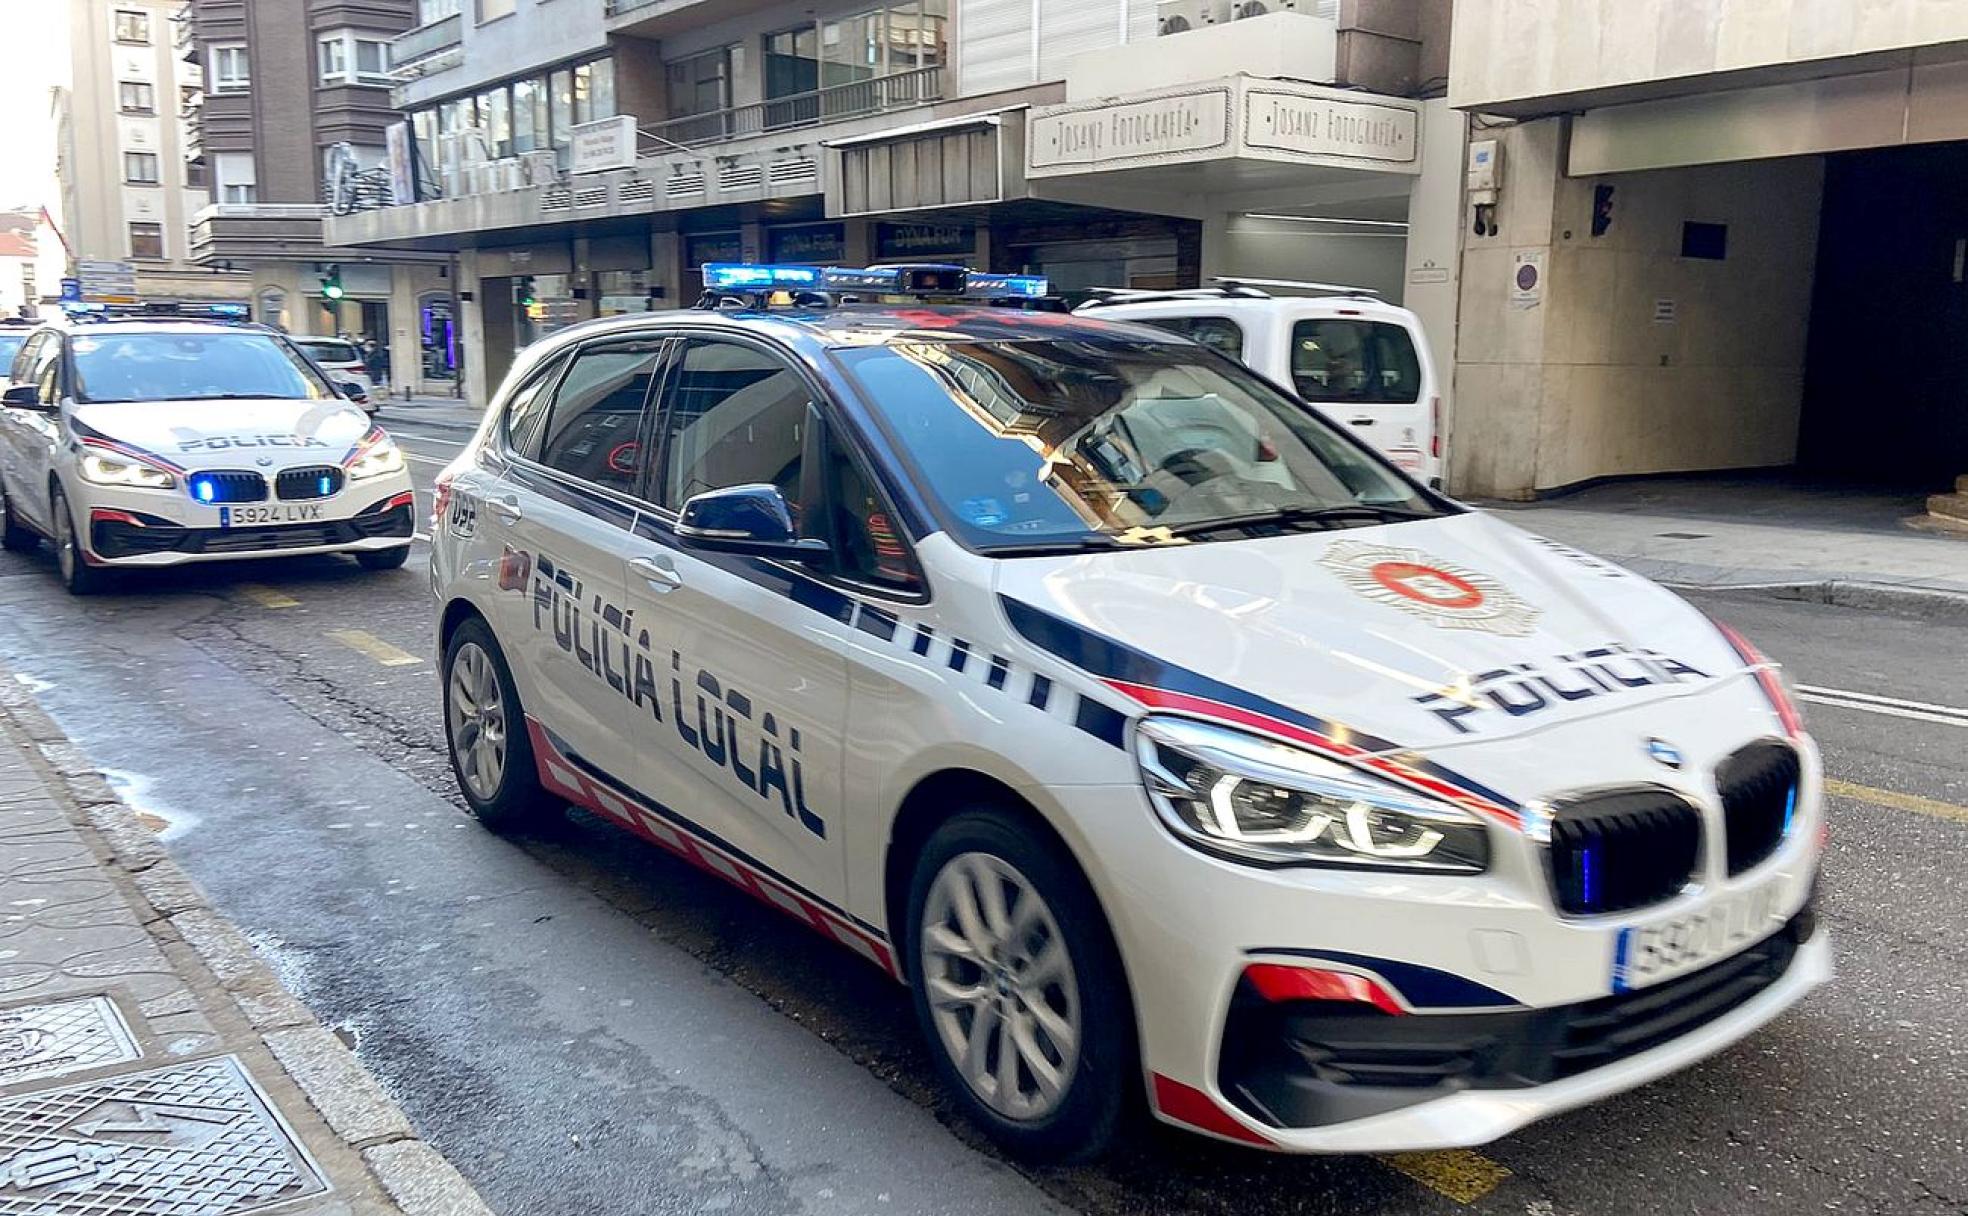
[236,584,300,609]
[1824,778,1968,825]
[1380,1149,1512,1205]
[325,629,423,668]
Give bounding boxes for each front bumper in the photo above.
[86,494,415,565]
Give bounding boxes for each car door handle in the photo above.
[1348,417,1376,427]
[629,554,683,591]
[488,495,522,524]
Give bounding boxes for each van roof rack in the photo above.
[1078,277,1383,310]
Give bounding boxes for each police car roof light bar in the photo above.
[699,262,1050,307]
[61,300,254,323]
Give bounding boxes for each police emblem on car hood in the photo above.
[1319,538,1542,637]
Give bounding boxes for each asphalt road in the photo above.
[0,409,1963,1216]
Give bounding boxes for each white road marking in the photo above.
[395,433,467,447]
[1796,683,1968,729]
[403,453,451,467]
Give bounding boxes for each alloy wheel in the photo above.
[448,641,508,801]
[920,852,1082,1122]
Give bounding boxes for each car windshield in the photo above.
[71,330,333,404]
[295,339,360,364]
[836,337,1448,554]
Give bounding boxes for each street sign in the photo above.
[77,259,139,300]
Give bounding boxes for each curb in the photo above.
[0,673,497,1216]
[1661,577,1968,620]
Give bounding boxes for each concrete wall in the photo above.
[1451,0,1968,111]
[395,0,606,109]
[1213,219,1409,301]
[1450,118,1824,498]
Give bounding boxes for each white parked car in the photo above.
[429,265,1827,1162]
[1079,282,1442,484]
[0,313,417,594]
[291,336,376,412]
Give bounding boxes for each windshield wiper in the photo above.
[980,536,1136,557]
[1167,502,1437,539]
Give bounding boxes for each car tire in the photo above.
[356,545,410,571]
[0,483,36,552]
[49,485,106,596]
[442,616,556,833]
[905,807,1137,1164]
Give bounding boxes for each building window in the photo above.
[214,152,257,204]
[477,0,515,23]
[129,222,164,259]
[186,159,208,188]
[319,31,392,85]
[210,44,250,92]
[118,81,155,114]
[420,0,461,21]
[765,3,947,114]
[114,10,151,44]
[123,151,161,184]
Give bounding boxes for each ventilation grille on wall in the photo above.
[719,164,765,194]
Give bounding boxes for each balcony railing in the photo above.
[390,13,462,72]
[643,65,943,148]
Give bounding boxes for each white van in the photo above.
[1078,282,1441,484]
[290,337,376,412]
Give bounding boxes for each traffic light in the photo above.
[1591,184,1615,238]
[320,264,345,300]
[517,276,537,308]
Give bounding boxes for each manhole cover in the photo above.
[0,1056,329,1214]
[0,997,141,1089]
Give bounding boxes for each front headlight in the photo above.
[79,451,176,490]
[346,438,405,481]
[1135,716,1489,872]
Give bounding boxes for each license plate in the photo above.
[1610,876,1787,993]
[219,503,326,527]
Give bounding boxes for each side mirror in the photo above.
[334,380,366,401]
[1,384,44,408]
[675,484,829,560]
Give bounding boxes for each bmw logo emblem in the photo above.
[1645,738,1684,770]
[255,456,275,467]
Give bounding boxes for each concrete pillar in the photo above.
[1197,209,1232,282]
[842,219,872,266]
[459,250,491,409]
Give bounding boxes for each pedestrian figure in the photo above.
[364,338,392,402]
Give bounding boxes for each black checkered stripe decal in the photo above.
[848,602,1127,749]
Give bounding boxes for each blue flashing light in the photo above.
[965,272,1049,299]
[207,303,250,318]
[701,263,823,291]
[317,475,334,497]
[1579,845,1596,908]
[1781,783,1798,835]
[193,477,216,504]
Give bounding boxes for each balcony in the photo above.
[645,65,943,148]
[190,202,330,264]
[607,0,793,37]
[181,94,203,163]
[389,13,463,81]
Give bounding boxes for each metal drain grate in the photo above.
[0,997,140,1089]
[0,1056,328,1214]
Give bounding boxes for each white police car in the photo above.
[429,263,1828,1161]
[0,305,416,594]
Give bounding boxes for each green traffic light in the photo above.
[323,284,345,300]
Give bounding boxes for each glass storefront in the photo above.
[409,54,617,194]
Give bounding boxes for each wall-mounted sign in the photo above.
[1244,89,1418,164]
[768,223,846,264]
[685,231,743,268]
[1653,298,1678,324]
[1510,249,1545,310]
[570,115,637,176]
[874,222,974,260]
[1028,87,1233,172]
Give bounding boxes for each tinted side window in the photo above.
[502,353,569,460]
[536,341,664,495]
[1139,315,1244,360]
[657,339,813,512]
[824,431,920,593]
[30,337,63,404]
[1290,319,1421,404]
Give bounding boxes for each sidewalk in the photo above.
[372,394,484,436]
[1480,475,1968,612]
[0,677,492,1216]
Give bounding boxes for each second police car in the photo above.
[0,305,416,594]
[428,264,1829,1162]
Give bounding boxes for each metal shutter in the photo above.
[1036,0,1124,81]
[958,0,1037,96]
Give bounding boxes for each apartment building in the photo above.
[1445,0,1968,499]
[183,0,457,393]
[55,0,235,303]
[327,0,1466,402]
